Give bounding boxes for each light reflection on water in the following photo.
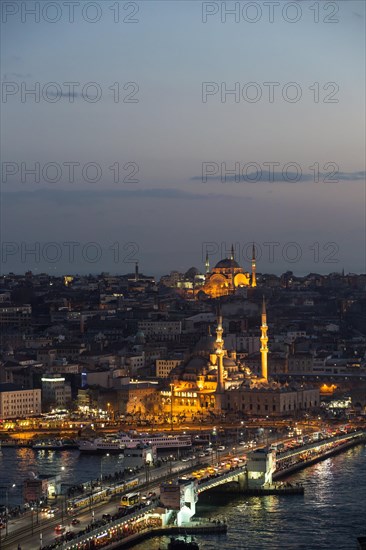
[0,448,125,506]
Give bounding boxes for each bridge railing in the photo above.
[197,465,246,493]
[276,430,365,462]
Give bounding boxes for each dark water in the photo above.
[0,447,125,505]
[1,445,365,549]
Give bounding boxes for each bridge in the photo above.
[2,430,365,550]
[50,455,272,549]
[197,463,248,493]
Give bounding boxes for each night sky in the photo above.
[1,1,365,276]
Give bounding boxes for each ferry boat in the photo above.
[78,437,125,454]
[78,432,192,453]
[32,440,65,450]
[118,432,192,450]
[32,439,79,451]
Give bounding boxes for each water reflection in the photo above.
[0,448,126,506]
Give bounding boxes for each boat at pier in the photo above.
[32,439,65,450]
[32,439,78,451]
[78,436,125,454]
[78,432,192,454]
[118,431,192,450]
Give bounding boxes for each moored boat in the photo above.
[32,439,65,450]
[118,432,192,450]
[78,432,192,453]
[78,437,125,454]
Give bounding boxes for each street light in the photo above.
[100,453,110,488]
[31,507,34,535]
[145,460,151,486]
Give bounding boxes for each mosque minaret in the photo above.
[260,297,269,381]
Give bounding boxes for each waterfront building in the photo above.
[41,374,72,411]
[0,383,41,419]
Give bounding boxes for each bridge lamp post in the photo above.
[237,421,244,444]
[100,453,110,489]
[31,507,34,535]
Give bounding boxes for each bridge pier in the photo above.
[238,471,248,491]
[160,480,198,527]
[244,449,275,489]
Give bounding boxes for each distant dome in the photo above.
[185,355,208,372]
[185,267,199,279]
[194,334,216,354]
[135,330,145,344]
[215,258,240,269]
[223,357,236,368]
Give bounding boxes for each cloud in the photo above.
[3,72,32,79]
[2,187,246,204]
[191,170,366,183]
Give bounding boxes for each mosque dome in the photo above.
[135,330,146,344]
[185,266,199,279]
[185,355,208,373]
[194,334,216,354]
[214,258,240,269]
[223,356,237,368]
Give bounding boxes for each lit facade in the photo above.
[201,245,256,298]
[41,374,72,410]
[0,384,41,419]
[156,359,182,378]
[160,304,319,419]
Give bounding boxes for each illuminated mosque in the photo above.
[162,300,319,418]
[201,244,257,299]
